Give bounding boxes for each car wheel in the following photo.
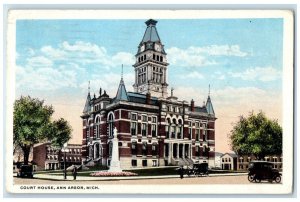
[275,175,281,183]
[248,175,255,182]
[255,178,261,183]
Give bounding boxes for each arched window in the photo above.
[156,55,159,61]
[95,116,100,138]
[160,56,163,62]
[153,54,155,60]
[108,112,114,138]
[108,142,113,157]
[144,55,146,60]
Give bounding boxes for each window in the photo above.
[152,160,157,167]
[142,142,147,156]
[142,123,147,136]
[152,124,157,137]
[131,160,137,167]
[152,117,157,123]
[95,116,100,138]
[109,142,113,157]
[131,142,137,155]
[131,113,137,120]
[142,160,147,167]
[108,113,114,137]
[142,115,147,122]
[152,144,157,156]
[131,122,137,136]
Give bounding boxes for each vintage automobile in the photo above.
[17,165,34,178]
[247,161,281,183]
[187,163,209,177]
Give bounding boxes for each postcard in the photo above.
[5,9,294,194]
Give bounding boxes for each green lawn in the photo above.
[41,167,246,177]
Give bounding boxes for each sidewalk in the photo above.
[32,172,247,181]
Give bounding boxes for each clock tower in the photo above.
[133,19,169,98]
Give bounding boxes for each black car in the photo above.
[17,165,34,178]
[248,161,281,183]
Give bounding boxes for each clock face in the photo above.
[140,45,145,52]
[155,44,161,51]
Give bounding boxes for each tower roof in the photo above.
[115,77,129,101]
[83,92,91,113]
[142,19,161,43]
[206,96,215,115]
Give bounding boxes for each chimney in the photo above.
[190,99,195,112]
[146,92,151,105]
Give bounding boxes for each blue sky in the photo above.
[15,19,283,152]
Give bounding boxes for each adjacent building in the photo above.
[237,154,282,171]
[220,153,237,170]
[81,19,216,169]
[32,143,82,170]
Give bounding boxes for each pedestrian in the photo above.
[72,165,77,180]
[179,165,184,179]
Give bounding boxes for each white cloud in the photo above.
[80,73,135,97]
[198,45,247,57]
[229,66,281,81]
[16,65,77,91]
[180,71,204,79]
[40,41,135,67]
[166,45,247,67]
[167,47,217,67]
[26,56,53,68]
[17,41,136,92]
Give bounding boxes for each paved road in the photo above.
[14,175,256,185]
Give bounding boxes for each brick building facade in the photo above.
[32,143,82,170]
[237,154,282,171]
[81,19,216,169]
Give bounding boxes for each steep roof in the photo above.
[142,19,161,43]
[83,92,91,113]
[206,96,215,115]
[115,78,129,101]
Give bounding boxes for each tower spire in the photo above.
[88,81,90,95]
[121,64,123,80]
[208,84,210,97]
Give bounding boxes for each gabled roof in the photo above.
[142,19,161,43]
[221,153,238,158]
[83,93,91,113]
[115,78,129,101]
[206,96,215,115]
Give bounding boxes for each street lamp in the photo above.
[61,143,70,180]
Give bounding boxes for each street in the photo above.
[14,175,270,185]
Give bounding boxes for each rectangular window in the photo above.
[152,117,157,123]
[131,160,137,167]
[152,160,157,167]
[142,143,147,156]
[152,124,157,137]
[142,160,147,167]
[142,123,147,136]
[131,122,137,136]
[131,143,137,155]
[142,115,147,122]
[131,113,137,120]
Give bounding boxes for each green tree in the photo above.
[14,96,54,165]
[46,118,72,149]
[229,111,282,160]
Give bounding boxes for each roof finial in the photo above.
[88,81,90,94]
[121,64,124,80]
[171,87,174,97]
[208,84,211,97]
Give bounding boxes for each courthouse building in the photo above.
[81,19,216,169]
